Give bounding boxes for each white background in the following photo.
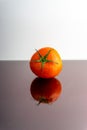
[0,0,87,60]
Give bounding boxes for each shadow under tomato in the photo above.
[30,77,62,105]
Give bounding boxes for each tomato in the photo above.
[30,77,62,105]
[30,47,62,78]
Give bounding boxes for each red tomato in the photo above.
[30,77,62,105]
[30,47,62,78]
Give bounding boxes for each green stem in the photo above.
[31,49,58,70]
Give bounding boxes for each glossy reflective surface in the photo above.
[0,61,87,130]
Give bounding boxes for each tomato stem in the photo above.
[32,49,58,70]
[44,49,52,58]
[37,97,49,105]
[35,49,42,58]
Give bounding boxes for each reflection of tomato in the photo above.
[30,47,62,78]
[30,77,62,105]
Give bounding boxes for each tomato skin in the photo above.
[30,47,62,78]
[30,77,62,104]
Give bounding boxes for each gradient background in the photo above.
[0,0,87,60]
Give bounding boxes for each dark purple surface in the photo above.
[0,61,87,130]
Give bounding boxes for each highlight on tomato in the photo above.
[29,47,62,78]
[30,77,62,105]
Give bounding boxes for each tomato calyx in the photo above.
[37,97,49,105]
[31,49,58,69]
